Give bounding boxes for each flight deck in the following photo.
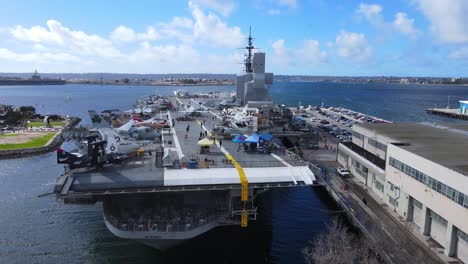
[55,96,316,198]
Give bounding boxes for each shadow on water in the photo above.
[89,186,346,264]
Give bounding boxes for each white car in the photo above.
[337,167,351,177]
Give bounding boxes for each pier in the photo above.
[426,108,468,120]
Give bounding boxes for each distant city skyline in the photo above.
[0,0,466,76]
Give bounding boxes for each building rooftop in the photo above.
[356,123,468,176]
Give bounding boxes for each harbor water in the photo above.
[1,82,467,264]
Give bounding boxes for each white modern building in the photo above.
[338,123,468,263]
[460,101,468,114]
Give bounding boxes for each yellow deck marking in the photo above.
[241,209,248,227]
[178,96,249,227]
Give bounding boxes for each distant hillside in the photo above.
[0,72,236,81]
[0,72,466,85]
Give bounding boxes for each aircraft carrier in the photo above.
[52,31,318,250]
[0,70,65,85]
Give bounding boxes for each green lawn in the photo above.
[0,132,57,150]
[28,121,65,127]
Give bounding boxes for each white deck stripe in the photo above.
[270,153,297,185]
[166,110,184,159]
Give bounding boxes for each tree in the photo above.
[303,219,380,264]
[4,111,22,125]
[19,106,36,113]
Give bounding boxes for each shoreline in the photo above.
[0,117,81,159]
[65,81,235,86]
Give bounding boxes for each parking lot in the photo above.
[293,105,391,144]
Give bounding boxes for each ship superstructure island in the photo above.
[52,30,317,250]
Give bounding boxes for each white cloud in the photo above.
[271,39,292,65]
[129,42,200,66]
[393,12,419,38]
[110,25,160,42]
[356,3,420,39]
[10,22,63,45]
[191,0,235,16]
[0,2,248,72]
[10,20,121,58]
[356,3,383,25]
[414,0,468,44]
[298,40,327,64]
[190,1,244,48]
[271,39,326,66]
[278,0,298,9]
[0,48,80,63]
[448,46,468,60]
[157,17,194,43]
[110,26,136,42]
[126,42,242,73]
[138,26,160,41]
[268,9,281,15]
[335,30,372,61]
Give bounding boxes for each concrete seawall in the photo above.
[0,117,81,159]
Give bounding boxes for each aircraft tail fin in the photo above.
[117,119,135,132]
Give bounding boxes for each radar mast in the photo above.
[243,27,254,73]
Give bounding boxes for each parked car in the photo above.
[320,120,330,124]
[337,167,351,177]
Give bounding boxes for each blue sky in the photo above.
[0,0,467,76]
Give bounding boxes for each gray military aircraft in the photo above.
[89,110,161,141]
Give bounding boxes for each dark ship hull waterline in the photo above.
[0,79,66,85]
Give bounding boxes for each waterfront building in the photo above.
[337,123,468,263]
[460,101,468,114]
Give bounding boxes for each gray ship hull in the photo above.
[103,212,222,250]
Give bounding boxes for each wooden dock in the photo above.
[426,108,468,120]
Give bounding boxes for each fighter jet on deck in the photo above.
[89,110,161,141]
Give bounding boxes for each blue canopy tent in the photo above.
[232,134,246,143]
[244,133,260,143]
[259,132,273,147]
[260,132,273,142]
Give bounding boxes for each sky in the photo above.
[0,0,467,76]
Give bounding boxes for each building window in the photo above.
[352,159,368,177]
[389,157,468,209]
[458,228,468,243]
[352,131,364,140]
[430,210,448,226]
[375,181,384,193]
[389,196,399,207]
[388,181,395,191]
[368,138,387,151]
[412,198,423,209]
